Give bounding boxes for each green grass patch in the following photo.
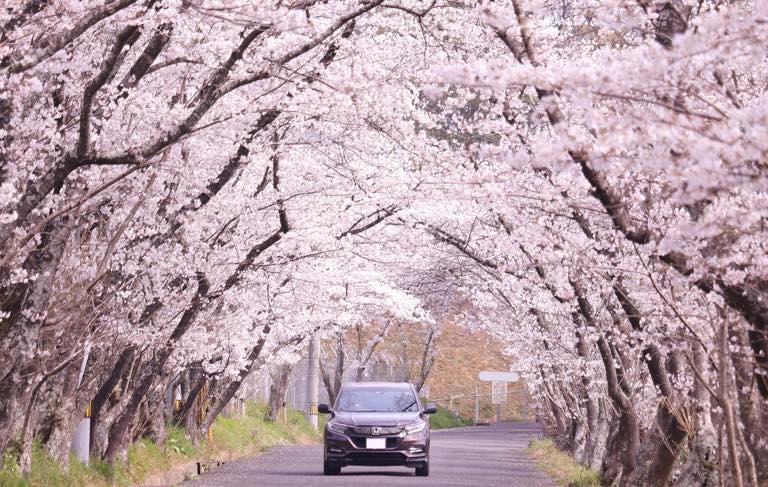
[0,402,320,487]
[0,448,24,487]
[125,437,170,482]
[165,424,197,457]
[428,405,474,430]
[526,438,600,487]
[207,403,319,457]
[0,441,111,487]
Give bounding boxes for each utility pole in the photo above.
[306,333,320,429]
[474,384,479,424]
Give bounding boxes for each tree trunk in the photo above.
[680,341,718,487]
[0,218,72,458]
[91,352,141,459]
[199,327,270,435]
[143,397,167,447]
[728,325,767,483]
[0,382,18,460]
[103,272,209,465]
[718,314,744,487]
[415,324,439,392]
[571,278,634,475]
[353,319,392,382]
[572,318,599,467]
[321,331,344,405]
[42,363,82,469]
[266,365,293,422]
[90,347,135,453]
[601,415,625,486]
[180,369,206,437]
[614,283,689,487]
[537,366,567,442]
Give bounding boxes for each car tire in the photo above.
[323,461,341,475]
[415,460,429,477]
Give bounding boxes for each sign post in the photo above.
[491,381,508,404]
[479,370,519,423]
[491,381,507,422]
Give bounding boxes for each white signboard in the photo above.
[479,371,520,382]
[491,381,507,405]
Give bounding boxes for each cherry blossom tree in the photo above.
[0,1,766,486]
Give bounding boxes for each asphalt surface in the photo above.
[180,422,556,487]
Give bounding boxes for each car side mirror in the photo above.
[423,403,437,415]
[318,403,331,414]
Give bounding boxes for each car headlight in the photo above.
[327,422,349,435]
[404,421,427,435]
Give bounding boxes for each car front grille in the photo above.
[348,426,403,436]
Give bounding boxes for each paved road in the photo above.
[180,422,555,487]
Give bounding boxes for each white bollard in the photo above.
[70,415,90,465]
[71,343,92,464]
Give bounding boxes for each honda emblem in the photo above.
[372,427,380,436]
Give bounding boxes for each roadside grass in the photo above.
[526,438,600,487]
[0,402,320,487]
[0,442,111,487]
[206,402,320,457]
[428,405,474,430]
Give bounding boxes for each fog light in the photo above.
[329,447,343,453]
[408,446,423,453]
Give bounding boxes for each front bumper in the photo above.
[324,430,429,467]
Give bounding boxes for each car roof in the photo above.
[339,382,414,390]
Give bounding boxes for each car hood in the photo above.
[331,411,421,427]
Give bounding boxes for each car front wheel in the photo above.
[323,461,341,475]
[414,459,429,477]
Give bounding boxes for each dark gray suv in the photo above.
[319,382,437,476]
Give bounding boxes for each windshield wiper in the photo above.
[400,401,417,412]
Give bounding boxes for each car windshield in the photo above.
[335,387,419,413]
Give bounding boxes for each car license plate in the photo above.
[366,438,386,449]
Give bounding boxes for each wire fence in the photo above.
[428,384,530,423]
